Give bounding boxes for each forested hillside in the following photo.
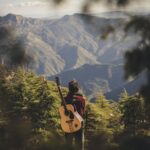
[0,65,150,150]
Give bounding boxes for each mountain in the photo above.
[0,13,140,75]
[105,72,147,100]
[0,12,147,99]
[49,63,125,99]
[49,64,147,100]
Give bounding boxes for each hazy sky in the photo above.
[0,0,82,18]
[0,0,150,18]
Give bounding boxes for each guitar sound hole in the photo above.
[75,124,78,128]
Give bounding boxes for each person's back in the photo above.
[65,80,86,149]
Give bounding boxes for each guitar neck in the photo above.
[57,84,67,109]
[55,76,68,111]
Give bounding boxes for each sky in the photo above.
[0,0,83,18]
[0,0,150,18]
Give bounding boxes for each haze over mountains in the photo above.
[0,12,147,100]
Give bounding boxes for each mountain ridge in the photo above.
[0,12,146,99]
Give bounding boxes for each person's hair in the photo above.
[68,80,79,93]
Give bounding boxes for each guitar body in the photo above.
[59,104,83,133]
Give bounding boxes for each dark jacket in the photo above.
[65,92,86,117]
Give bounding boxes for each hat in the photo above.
[68,80,79,93]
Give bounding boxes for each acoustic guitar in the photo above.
[55,77,83,133]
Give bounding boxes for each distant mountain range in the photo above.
[49,64,147,100]
[0,12,147,100]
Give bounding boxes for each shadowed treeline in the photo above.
[0,25,32,68]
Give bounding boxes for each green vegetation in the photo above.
[0,65,150,150]
[0,65,68,149]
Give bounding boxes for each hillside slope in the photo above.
[0,12,146,99]
[0,13,140,75]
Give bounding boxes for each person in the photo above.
[64,80,86,149]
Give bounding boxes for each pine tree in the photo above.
[119,93,145,135]
[96,91,110,108]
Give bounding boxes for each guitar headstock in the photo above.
[55,76,60,86]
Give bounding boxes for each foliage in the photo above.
[119,92,145,135]
[0,66,68,149]
[85,92,122,149]
[2,68,62,129]
[0,66,150,150]
[123,16,150,123]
